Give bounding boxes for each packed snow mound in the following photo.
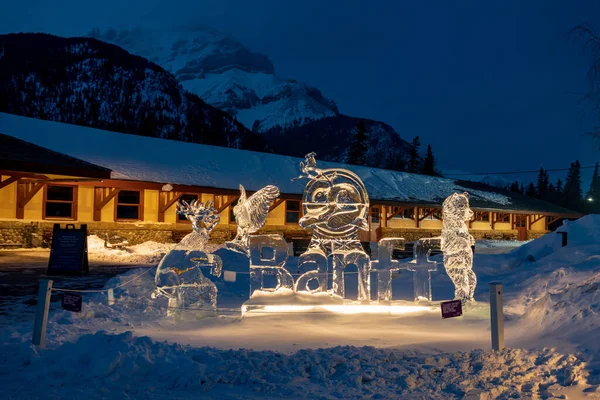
[86,235,174,264]
[2,330,586,400]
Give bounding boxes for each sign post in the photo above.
[489,282,505,350]
[32,279,53,347]
[47,224,89,275]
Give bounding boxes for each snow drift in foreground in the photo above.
[2,330,585,400]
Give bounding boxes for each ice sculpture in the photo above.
[295,153,371,301]
[371,238,406,302]
[154,200,222,316]
[441,192,476,304]
[407,238,440,302]
[249,234,294,295]
[226,184,280,255]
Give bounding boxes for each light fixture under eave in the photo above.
[241,303,438,316]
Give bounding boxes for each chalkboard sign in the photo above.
[441,299,463,319]
[47,224,89,275]
[62,293,82,312]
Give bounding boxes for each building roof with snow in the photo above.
[0,112,581,217]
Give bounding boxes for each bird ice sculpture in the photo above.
[154,199,222,317]
[225,184,280,255]
[441,192,476,304]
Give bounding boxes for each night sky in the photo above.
[3,0,600,184]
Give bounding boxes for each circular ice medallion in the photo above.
[301,168,369,238]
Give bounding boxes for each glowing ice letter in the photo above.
[372,238,406,302]
[407,238,440,302]
[226,184,280,255]
[248,234,294,296]
[154,200,222,316]
[295,249,328,293]
[295,152,371,301]
[441,192,477,304]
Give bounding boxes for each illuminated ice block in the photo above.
[295,249,328,293]
[407,237,440,302]
[248,234,294,296]
[441,192,477,304]
[372,238,406,302]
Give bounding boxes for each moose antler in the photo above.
[176,199,220,233]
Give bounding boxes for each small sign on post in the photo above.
[441,299,463,319]
[62,293,83,312]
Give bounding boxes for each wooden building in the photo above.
[0,113,582,248]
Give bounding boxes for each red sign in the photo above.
[441,300,462,319]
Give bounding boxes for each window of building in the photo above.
[229,198,238,224]
[402,208,415,219]
[177,194,199,222]
[286,200,301,224]
[116,190,142,220]
[370,207,380,224]
[419,208,442,220]
[474,211,490,222]
[496,213,510,223]
[44,185,76,219]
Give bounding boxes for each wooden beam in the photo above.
[0,176,19,190]
[217,196,239,213]
[529,214,545,226]
[386,207,404,221]
[418,208,437,222]
[158,191,183,223]
[268,198,285,212]
[414,207,420,228]
[16,182,45,219]
[94,188,120,221]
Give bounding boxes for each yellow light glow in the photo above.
[242,304,437,315]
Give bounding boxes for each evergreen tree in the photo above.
[525,182,537,197]
[586,162,600,201]
[347,120,368,166]
[408,136,421,173]
[536,167,550,200]
[509,181,522,194]
[422,144,436,176]
[563,160,583,211]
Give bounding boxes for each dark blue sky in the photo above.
[3,0,600,184]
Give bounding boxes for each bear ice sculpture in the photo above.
[441,192,476,304]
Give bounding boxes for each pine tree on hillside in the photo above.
[408,136,421,173]
[536,167,550,200]
[525,182,537,197]
[563,160,583,211]
[422,144,436,176]
[509,181,522,194]
[347,120,368,166]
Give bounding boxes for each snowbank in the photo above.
[86,235,174,264]
[1,330,586,400]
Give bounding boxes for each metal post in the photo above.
[489,282,504,350]
[107,288,115,306]
[557,232,567,247]
[32,279,53,347]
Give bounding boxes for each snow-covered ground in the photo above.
[3,218,600,398]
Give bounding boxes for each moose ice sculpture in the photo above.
[441,192,476,304]
[154,200,222,316]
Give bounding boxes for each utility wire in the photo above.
[444,164,598,177]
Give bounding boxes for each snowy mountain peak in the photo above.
[88,27,339,132]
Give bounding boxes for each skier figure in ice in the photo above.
[225,184,280,255]
[154,200,222,316]
[440,192,477,304]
